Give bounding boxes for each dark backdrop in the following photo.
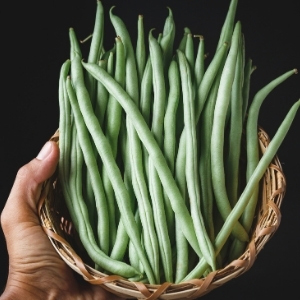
[1,0,299,299]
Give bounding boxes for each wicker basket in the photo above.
[38,127,286,299]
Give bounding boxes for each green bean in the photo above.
[87,0,104,64]
[66,69,110,254]
[174,43,229,242]
[174,226,189,283]
[173,43,228,222]
[159,7,175,72]
[194,35,205,88]
[101,44,116,61]
[225,36,244,208]
[199,70,222,244]
[183,99,300,281]
[164,60,181,175]
[216,0,238,49]
[149,29,167,146]
[185,33,195,74]
[128,210,144,274]
[195,42,229,122]
[128,119,160,282]
[94,59,109,127]
[102,37,126,250]
[101,50,117,250]
[85,0,104,107]
[65,76,141,278]
[177,49,216,270]
[110,121,133,261]
[222,37,245,261]
[243,69,297,228]
[140,58,153,126]
[110,220,129,261]
[82,61,202,258]
[58,59,71,180]
[174,131,189,282]
[210,21,249,242]
[136,14,146,87]
[110,8,159,283]
[178,27,191,52]
[109,6,139,103]
[107,51,115,76]
[139,58,152,183]
[70,49,156,283]
[242,58,254,123]
[84,11,107,220]
[69,27,81,60]
[148,29,173,282]
[229,68,297,261]
[104,37,125,157]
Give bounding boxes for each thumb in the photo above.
[1,141,60,229]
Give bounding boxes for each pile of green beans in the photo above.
[57,0,299,284]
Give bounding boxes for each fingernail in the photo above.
[36,142,52,160]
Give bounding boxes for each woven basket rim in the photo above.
[38,126,286,299]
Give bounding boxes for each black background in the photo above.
[1,0,299,299]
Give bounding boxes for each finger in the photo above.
[1,141,59,229]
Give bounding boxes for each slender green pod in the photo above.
[95,59,109,127]
[159,7,175,71]
[110,10,149,247]
[85,0,104,107]
[69,27,82,60]
[198,70,223,243]
[149,29,167,145]
[139,58,153,183]
[177,49,216,270]
[174,133,189,282]
[185,33,195,74]
[228,69,297,261]
[136,14,146,87]
[58,60,71,180]
[65,76,141,279]
[82,61,202,259]
[183,99,300,281]
[70,54,155,282]
[210,21,249,242]
[104,37,125,157]
[87,0,104,64]
[242,58,254,123]
[131,161,160,282]
[216,0,239,50]
[225,36,244,208]
[243,69,297,229]
[69,28,110,254]
[102,37,126,250]
[196,42,229,122]
[164,60,181,175]
[178,27,191,52]
[194,35,205,88]
[110,220,129,261]
[173,44,229,238]
[148,29,173,282]
[109,6,139,103]
[140,58,153,126]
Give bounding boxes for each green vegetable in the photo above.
[56,0,299,285]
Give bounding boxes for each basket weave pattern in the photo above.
[38,127,286,299]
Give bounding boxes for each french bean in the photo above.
[177,49,216,270]
[183,99,300,280]
[82,61,202,259]
[210,21,249,242]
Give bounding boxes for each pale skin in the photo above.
[0,141,123,300]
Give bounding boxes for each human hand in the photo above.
[0,141,123,300]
